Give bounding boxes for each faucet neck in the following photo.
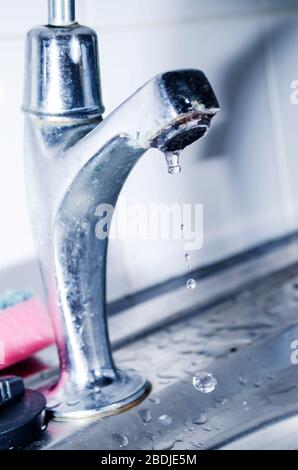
[48,0,76,26]
[23,23,104,119]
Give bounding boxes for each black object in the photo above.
[0,376,25,406]
[0,376,46,449]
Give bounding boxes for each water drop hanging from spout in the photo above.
[164,151,182,174]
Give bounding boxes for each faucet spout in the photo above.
[23,20,219,419]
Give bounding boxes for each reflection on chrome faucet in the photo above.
[22,0,219,419]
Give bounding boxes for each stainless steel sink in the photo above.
[12,232,298,450]
[222,415,298,450]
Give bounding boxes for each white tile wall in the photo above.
[0,0,297,300]
[83,0,260,30]
[259,9,298,222]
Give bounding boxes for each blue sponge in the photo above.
[0,291,33,310]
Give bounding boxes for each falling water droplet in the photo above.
[193,371,217,393]
[164,151,181,175]
[185,253,192,270]
[139,409,152,424]
[158,414,173,426]
[186,278,196,290]
[181,224,185,232]
[112,432,129,448]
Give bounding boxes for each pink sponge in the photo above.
[0,294,55,370]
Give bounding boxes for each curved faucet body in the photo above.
[23,18,219,419]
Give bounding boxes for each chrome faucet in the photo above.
[23,0,219,420]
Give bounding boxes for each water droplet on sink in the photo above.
[202,426,213,432]
[193,413,208,425]
[213,396,227,407]
[253,380,262,388]
[158,414,173,426]
[139,409,152,424]
[164,151,181,174]
[191,441,204,449]
[153,440,180,451]
[185,253,192,270]
[193,371,217,393]
[112,432,129,448]
[238,376,247,386]
[157,372,178,380]
[186,278,196,290]
[66,400,80,407]
[149,396,161,405]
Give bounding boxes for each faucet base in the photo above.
[46,370,151,421]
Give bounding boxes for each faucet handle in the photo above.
[48,0,76,26]
[23,8,104,119]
